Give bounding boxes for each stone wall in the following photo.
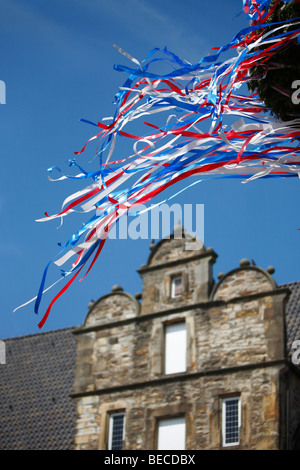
[73,279,287,395]
[73,366,283,450]
[138,237,217,314]
[72,239,291,450]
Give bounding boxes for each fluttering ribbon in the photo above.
[14,0,300,328]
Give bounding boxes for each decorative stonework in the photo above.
[138,232,217,314]
[147,235,205,268]
[83,289,140,328]
[211,266,277,302]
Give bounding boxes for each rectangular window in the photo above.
[222,397,241,447]
[108,412,125,450]
[157,416,186,450]
[171,276,183,298]
[164,322,186,375]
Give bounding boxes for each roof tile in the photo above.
[0,327,77,450]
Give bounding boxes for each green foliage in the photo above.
[247,0,300,121]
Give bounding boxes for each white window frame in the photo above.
[108,411,126,450]
[164,321,187,375]
[222,396,241,447]
[171,276,183,298]
[157,416,186,450]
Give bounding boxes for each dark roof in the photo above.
[0,281,299,450]
[0,327,77,450]
[283,281,300,355]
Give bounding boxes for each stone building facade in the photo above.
[70,228,300,450]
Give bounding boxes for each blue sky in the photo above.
[1,0,299,339]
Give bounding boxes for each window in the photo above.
[171,276,183,298]
[222,397,241,447]
[157,416,186,450]
[108,412,125,450]
[164,322,186,375]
